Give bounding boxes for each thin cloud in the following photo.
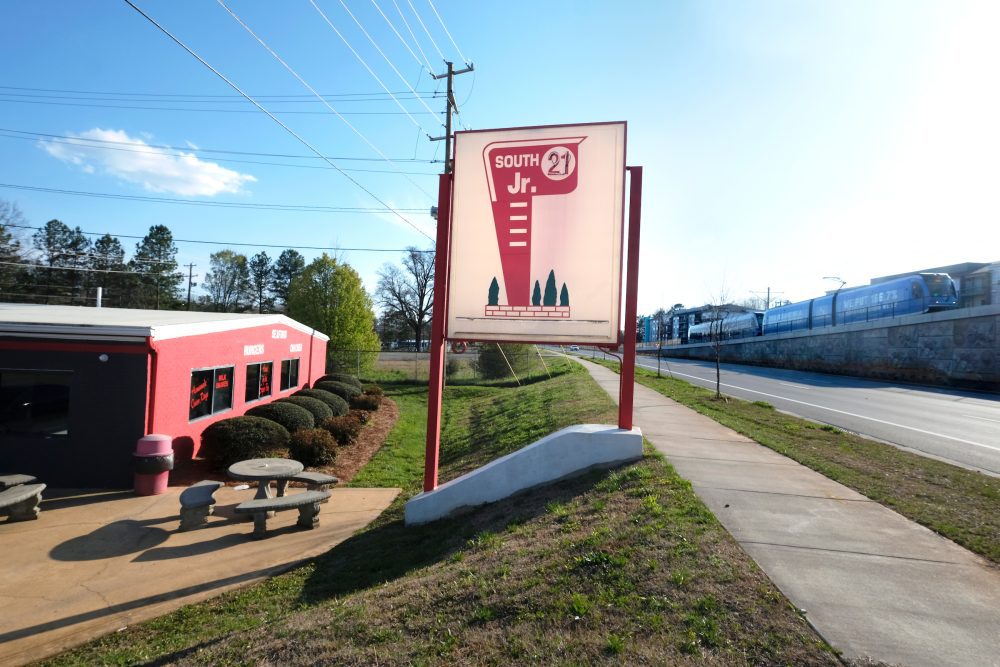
[40,128,256,196]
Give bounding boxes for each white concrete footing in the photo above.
[404,424,643,525]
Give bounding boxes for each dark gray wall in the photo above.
[0,342,149,488]
[659,306,999,390]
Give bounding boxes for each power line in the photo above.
[6,223,434,254]
[216,0,435,200]
[303,0,437,136]
[0,131,439,175]
[0,89,439,103]
[0,84,438,98]
[335,0,445,122]
[391,0,436,76]
[0,97,440,115]
[0,127,435,163]
[0,259,175,275]
[406,0,446,64]
[426,0,470,66]
[0,183,427,213]
[122,0,433,240]
[370,0,430,75]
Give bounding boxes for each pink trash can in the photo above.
[134,434,174,495]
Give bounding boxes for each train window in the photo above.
[912,281,923,299]
[924,275,953,297]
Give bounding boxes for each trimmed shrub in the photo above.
[276,396,333,424]
[245,401,314,433]
[289,428,337,467]
[362,384,384,397]
[351,393,381,411]
[315,380,362,402]
[475,343,536,379]
[349,408,370,425]
[294,388,349,416]
[201,416,290,467]
[323,413,363,445]
[320,373,362,390]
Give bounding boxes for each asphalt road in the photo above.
[597,351,1000,476]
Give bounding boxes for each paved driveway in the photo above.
[0,485,399,666]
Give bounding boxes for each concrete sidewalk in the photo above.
[581,359,1000,667]
[0,485,399,666]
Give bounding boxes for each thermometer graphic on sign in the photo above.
[483,136,585,306]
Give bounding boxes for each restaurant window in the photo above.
[189,366,234,421]
[0,370,71,436]
[245,361,273,403]
[280,358,300,391]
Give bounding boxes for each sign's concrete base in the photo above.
[405,424,643,525]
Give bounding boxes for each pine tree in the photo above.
[91,233,129,307]
[532,280,542,306]
[248,251,274,313]
[560,283,569,307]
[272,249,305,310]
[130,225,181,309]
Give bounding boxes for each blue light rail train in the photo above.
[762,273,958,335]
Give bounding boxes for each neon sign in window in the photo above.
[189,366,234,421]
[245,362,273,403]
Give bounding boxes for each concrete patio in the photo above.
[0,484,400,666]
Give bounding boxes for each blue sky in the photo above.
[1,0,997,314]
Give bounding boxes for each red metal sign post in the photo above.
[619,166,642,430]
[423,173,453,492]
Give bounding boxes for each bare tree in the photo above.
[375,246,434,351]
[707,292,731,399]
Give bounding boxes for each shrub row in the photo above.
[315,380,361,402]
[200,378,382,467]
[319,373,362,390]
[293,388,348,416]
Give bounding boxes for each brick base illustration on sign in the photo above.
[485,269,570,319]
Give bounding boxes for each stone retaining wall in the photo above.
[658,305,999,390]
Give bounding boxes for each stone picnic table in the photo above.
[227,458,304,502]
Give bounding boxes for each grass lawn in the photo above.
[592,356,1000,565]
[43,359,837,666]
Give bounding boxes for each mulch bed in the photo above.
[169,397,399,487]
[324,397,398,483]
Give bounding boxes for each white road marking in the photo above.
[510,228,527,234]
[508,241,526,247]
[509,215,527,221]
[510,201,527,208]
[634,359,999,452]
[963,414,1000,424]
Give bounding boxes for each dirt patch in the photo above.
[168,398,399,487]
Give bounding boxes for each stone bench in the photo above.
[0,483,46,522]
[178,480,224,531]
[0,474,37,491]
[234,489,330,539]
[276,471,339,500]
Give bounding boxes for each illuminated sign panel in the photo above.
[447,122,626,343]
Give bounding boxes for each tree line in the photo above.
[1,199,385,372]
[0,198,306,313]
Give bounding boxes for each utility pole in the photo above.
[185,263,197,310]
[751,288,783,310]
[429,60,474,174]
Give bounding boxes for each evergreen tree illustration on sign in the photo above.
[560,283,570,306]
[487,277,500,306]
[543,270,558,306]
[532,280,542,306]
